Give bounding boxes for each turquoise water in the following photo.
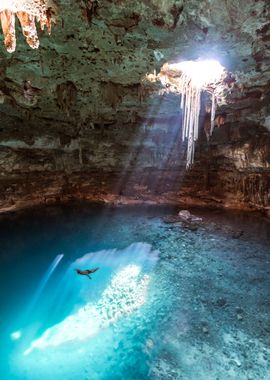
[0,203,270,380]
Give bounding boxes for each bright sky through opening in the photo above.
[161,59,225,167]
[170,59,225,88]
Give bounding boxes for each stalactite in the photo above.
[158,60,225,168]
[210,92,216,136]
[56,81,77,117]
[17,11,39,49]
[78,137,83,166]
[101,82,122,109]
[0,1,54,52]
[178,72,202,168]
[0,9,16,52]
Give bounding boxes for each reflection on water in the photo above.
[24,243,157,355]
[0,203,270,380]
[2,238,159,380]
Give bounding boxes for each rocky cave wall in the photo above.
[0,0,269,214]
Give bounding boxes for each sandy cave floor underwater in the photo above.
[0,203,269,380]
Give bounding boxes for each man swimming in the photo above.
[75,267,99,279]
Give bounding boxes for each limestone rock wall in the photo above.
[0,0,269,214]
[0,110,269,214]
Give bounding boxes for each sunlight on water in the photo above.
[24,264,150,354]
[9,242,158,379]
[28,253,64,313]
[10,331,22,341]
[1,206,269,380]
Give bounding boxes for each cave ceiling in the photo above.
[0,0,270,132]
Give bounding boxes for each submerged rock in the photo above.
[216,298,227,308]
[163,210,202,231]
[201,322,209,334]
[182,222,198,232]
[163,215,182,224]
[232,230,244,239]
[178,210,192,221]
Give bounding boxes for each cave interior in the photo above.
[0,0,269,214]
[0,1,270,380]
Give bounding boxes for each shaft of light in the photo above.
[28,254,64,311]
[24,264,150,355]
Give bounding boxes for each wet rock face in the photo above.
[0,0,269,213]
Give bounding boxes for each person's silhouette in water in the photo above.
[75,267,99,279]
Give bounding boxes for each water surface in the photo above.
[0,203,269,379]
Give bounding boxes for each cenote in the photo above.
[0,1,270,379]
[0,203,269,380]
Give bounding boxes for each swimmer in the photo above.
[75,267,99,279]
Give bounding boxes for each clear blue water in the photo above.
[0,203,270,380]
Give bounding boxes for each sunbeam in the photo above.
[24,264,150,355]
